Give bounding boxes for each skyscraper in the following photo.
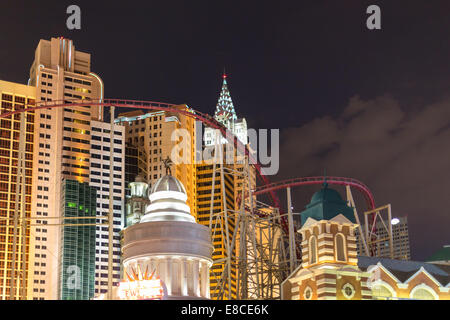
[204,73,247,147]
[58,179,96,300]
[124,143,147,199]
[196,73,254,299]
[355,216,411,260]
[28,37,104,299]
[89,120,125,296]
[195,163,237,299]
[115,105,197,218]
[0,80,35,300]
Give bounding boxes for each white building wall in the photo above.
[89,120,125,295]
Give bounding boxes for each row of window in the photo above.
[91,145,122,153]
[91,127,122,136]
[1,94,35,104]
[91,136,123,145]
[64,76,91,86]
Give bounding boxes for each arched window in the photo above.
[372,284,394,300]
[309,236,317,264]
[335,233,346,262]
[410,285,437,300]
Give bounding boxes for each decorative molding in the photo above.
[316,278,336,286]
[404,266,443,288]
[317,287,337,294]
[368,279,397,298]
[317,233,333,240]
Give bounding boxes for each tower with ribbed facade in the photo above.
[197,72,255,299]
[204,72,247,146]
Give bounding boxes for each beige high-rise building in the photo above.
[28,37,104,300]
[115,105,197,218]
[0,80,35,300]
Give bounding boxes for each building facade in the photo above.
[196,74,255,299]
[115,105,197,218]
[204,74,247,147]
[195,162,237,299]
[124,143,147,199]
[89,120,125,296]
[28,37,104,299]
[282,185,450,300]
[355,216,411,260]
[0,80,35,299]
[282,184,373,300]
[58,179,96,300]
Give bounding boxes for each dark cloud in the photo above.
[277,95,450,260]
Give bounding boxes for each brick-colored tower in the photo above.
[282,183,372,300]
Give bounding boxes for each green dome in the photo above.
[300,184,356,225]
[310,185,344,205]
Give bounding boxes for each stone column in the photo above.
[172,258,179,295]
[206,264,211,299]
[165,258,171,295]
[192,259,199,297]
[181,258,187,296]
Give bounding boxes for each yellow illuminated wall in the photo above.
[0,80,35,300]
[195,161,237,299]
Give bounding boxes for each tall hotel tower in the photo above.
[115,105,197,219]
[89,120,125,296]
[27,37,104,300]
[197,73,255,299]
[0,81,35,300]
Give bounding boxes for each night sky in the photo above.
[1,1,449,260]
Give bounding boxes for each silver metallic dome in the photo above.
[140,174,193,223]
[150,175,186,195]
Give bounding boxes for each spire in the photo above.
[323,168,328,188]
[214,70,237,125]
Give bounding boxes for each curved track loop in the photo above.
[254,176,375,210]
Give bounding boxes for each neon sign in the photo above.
[117,278,164,300]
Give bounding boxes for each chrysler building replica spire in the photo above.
[204,71,248,146]
[118,159,213,299]
[214,72,238,125]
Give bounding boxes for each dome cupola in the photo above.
[300,182,356,225]
[140,157,194,223]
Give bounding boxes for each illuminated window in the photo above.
[303,286,312,300]
[372,284,394,300]
[342,283,355,299]
[335,233,346,262]
[410,286,437,300]
[309,236,317,264]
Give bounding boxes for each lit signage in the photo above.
[117,279,164,300]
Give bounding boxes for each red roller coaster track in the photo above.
[254,176,376,211]
[1,99,377,258]
[0,98,281,207]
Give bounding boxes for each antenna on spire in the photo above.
[323,168,328,187]
[223,67,227,80]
